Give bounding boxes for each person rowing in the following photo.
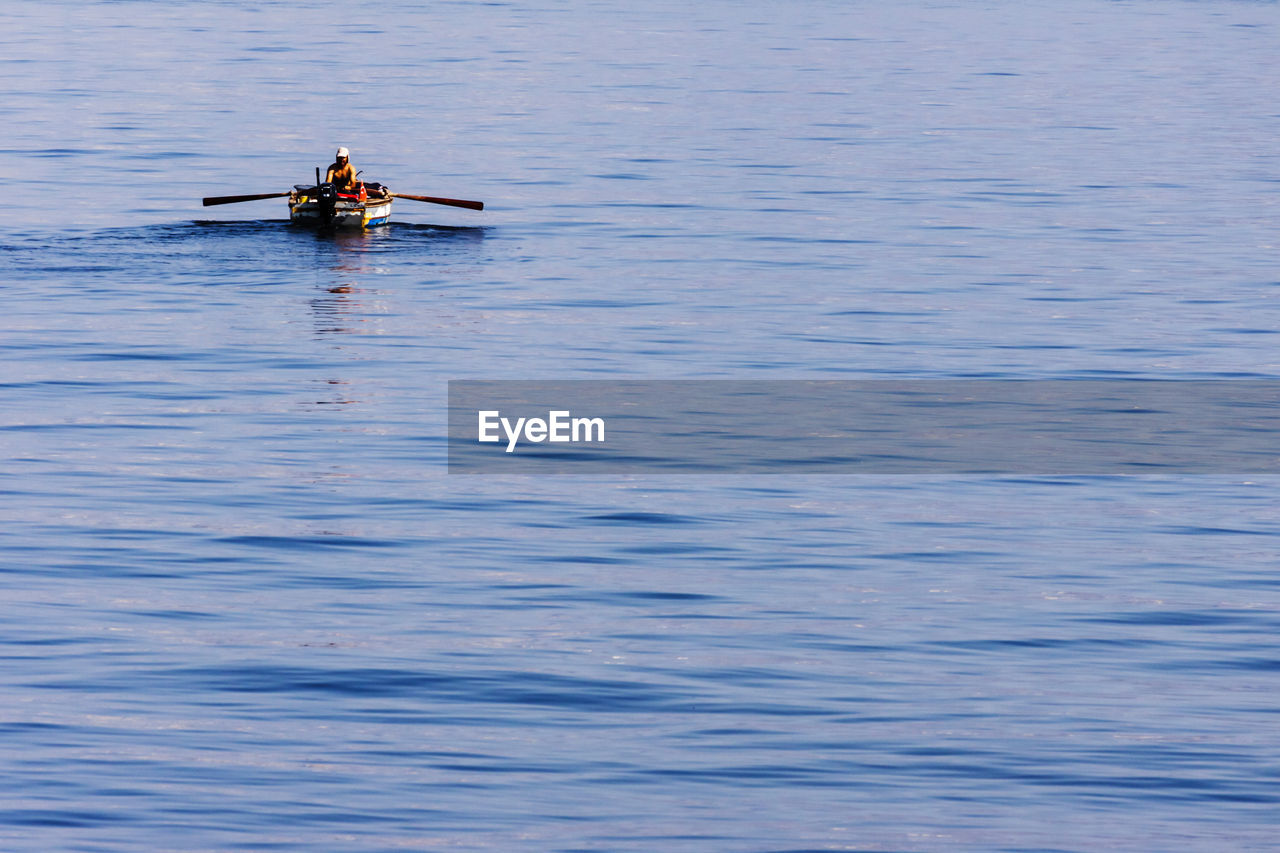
[201,151,483,212]
[325,147,357,191]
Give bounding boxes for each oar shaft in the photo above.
[202,189,483,210]
[391,193,484,211]
[202,191,291,207]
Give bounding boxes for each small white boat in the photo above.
[289,182,393,229]
[202,175,481,223]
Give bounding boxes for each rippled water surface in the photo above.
[3,1,1280,850]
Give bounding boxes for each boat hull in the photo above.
[289,186,392,228]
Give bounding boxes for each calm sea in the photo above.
[3,1,1279,850]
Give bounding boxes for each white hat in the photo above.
[336,147,349,159]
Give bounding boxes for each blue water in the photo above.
[3,1,1280,850]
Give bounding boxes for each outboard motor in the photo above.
[317,182,338,225]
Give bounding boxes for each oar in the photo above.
[390,193,484,211]
[202,191,291,207]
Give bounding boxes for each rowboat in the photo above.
[201,174,483,223]
[289,181,393,229]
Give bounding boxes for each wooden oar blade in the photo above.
[202,191,291,207]
[391,193,484,211]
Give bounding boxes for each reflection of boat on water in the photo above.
[289,181,393,229]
